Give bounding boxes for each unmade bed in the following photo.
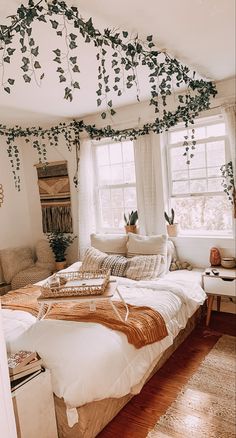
[2,263,205,438]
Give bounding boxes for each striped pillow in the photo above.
[127,233,168,276]
[81,247,128,277]
[126,254,163,280]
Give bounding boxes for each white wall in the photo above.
[0,77,235,270]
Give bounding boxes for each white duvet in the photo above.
[2,264,206,412]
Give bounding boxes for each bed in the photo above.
[1,257,206,438]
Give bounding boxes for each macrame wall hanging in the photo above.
[36,161,73,233]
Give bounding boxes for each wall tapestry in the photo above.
[36,161,73,233]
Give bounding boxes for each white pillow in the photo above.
[126,254,163,280]
[127,233,168,276]
[166,240,177,273]
[90,233,128,255]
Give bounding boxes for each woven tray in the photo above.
[39,270,110,299]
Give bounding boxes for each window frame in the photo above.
[92,138,137,233]
[166,115,233,237]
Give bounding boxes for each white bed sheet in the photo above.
[2,263,206,410]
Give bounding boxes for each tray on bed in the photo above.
[39,269,110,299]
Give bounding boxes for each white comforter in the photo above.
[3,264,206,411]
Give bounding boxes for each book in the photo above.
[10,365,43,382]
[9,355,43,376]
[8,351,37,372]
[11,369,43,393]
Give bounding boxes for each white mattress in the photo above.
[3,263,206,413]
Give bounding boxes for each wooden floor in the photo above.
[98,311,236,438]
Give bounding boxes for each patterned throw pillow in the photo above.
[81,247,128,277]
[126,254,163,280]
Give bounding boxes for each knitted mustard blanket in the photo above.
[1,285,168,349]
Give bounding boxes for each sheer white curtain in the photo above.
[78,138,96,258]
[134,133,165,235]
[221,104,236,185]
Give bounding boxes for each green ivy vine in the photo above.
[0,0,218,189]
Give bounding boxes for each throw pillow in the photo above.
[166,240,177,273]
[127,233,168,276]
[81,247,128,277]
[90,233,128,255]
[126,254,163,280]
[0,246,34,284]
[35,239,55,270]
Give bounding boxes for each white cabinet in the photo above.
[12,369,58,438]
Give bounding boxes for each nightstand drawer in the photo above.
[204,276,236,297]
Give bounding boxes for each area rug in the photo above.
[147,335,236,438]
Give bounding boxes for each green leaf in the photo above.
[53,49,61,57]
[73,81,80,89]
[70,56,77,64]
[7,48,15,56]
[34,61,41,69]
[50,20,59,29]
[4,87,10,94]
[31,46,39,57]
[97,98,102,106]
[122,31,128,38]
[8,78,15,85]
[59,75,66,82]
[3,56,10,63]
[101,112,106,119]
[23,74,31,83]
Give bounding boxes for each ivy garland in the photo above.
[0,0,218,189]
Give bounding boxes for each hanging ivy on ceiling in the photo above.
[0,0,218,189]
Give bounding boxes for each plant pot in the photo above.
[125,225,138,234]
[166,223,179,237]
[55,260,67,271]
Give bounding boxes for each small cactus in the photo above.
[124,210,138,226]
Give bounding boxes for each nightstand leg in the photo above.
[217,296,221,312]
[206,295,214,326]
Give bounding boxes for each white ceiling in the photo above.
[0,0,235,124]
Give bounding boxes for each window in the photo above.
[93,140,137,232]
[167,116,233,235]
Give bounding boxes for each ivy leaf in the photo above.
[29,38,35,47]
[38,15,47,22]
[57,67,64,73]
[122,31,128,38]
[23,74,31,83]
[31,46,39,57]
[110,108,116,116]
[97,98,102,106]
[4,87,10,94]
[53,57,61,63]
[21,46,27,53]
[57,31,63,36]
[8,78,15,85]
[73,81,80,89]
[147,35,153,42]
[70,56,77,64]
[50,20,59,29]
[3,56,10,63]
[69,41,77,49]
[34,61,41,69]
[72,65,80,73]
[7,48,15,56]
[69,33,77,41]
[59,75,66,82]
[107,100,112,107]
[101,112,106,119]
[53,49,61,57]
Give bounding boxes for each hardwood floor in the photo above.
[98,311,236,438]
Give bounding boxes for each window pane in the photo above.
[189,168,206,179]
[112,209,123,228]
[96,145,109,166]
[102,208,113,228]
[206,123,225,137]
[124,187,137,208]
[208,166,221,177]
[193,126,206,139]
[124,163,135,183]
[190,179,207,192]
[99,165,111,184]
[111,188,123,208]
[189,143,205,169]
[206,141,225,167]
[208,178,223,192]
[171,195,232,232]
[122,141,134,162]
[109,143,122,164]
[100,189,111,208]
[172,170,188,181]
[170,147,188,171]
[172,180,189,194]
[111,164,123,183]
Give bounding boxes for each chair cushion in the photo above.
[35,239,55,270]
[0,246,34,284]
[11,266,52,290]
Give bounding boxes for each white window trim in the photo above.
[166,115,233,237]
[92,139,137,233]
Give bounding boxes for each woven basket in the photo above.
[40,269,110,299]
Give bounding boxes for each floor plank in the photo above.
[98,311,236,438]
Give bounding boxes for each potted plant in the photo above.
[46,231,76,270]
[164,208,179,237]
[124,210,138,234]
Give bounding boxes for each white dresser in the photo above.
[12,369,58,438]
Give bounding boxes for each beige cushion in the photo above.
[126,254,163,280]
[11,266,52,290]
[35,239,55,270]
[127,233,168,276]
[90,233,128,255]
[0,247,34,284]
[81,247,128,277]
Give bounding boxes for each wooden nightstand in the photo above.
[203,267,236,326]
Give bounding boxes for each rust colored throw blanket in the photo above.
[1,286,168,349]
